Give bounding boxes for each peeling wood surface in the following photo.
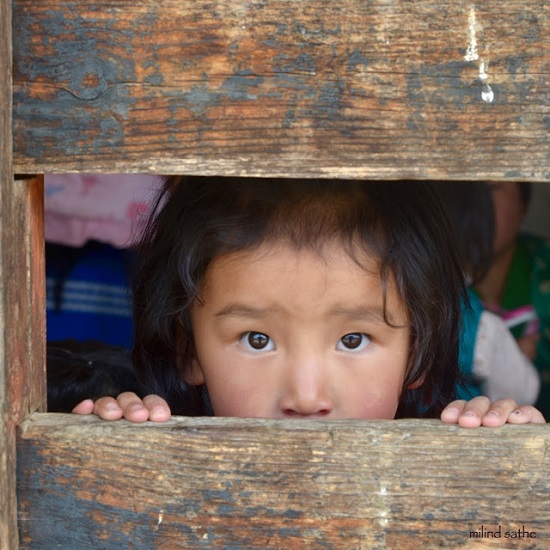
[0,0,17,544]
[1,177,46,550]
[17,414,550,549]
[2,177,46,424]
[12,0,550,180]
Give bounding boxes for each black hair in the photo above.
[435,181,495,285]
[131,177,466,418]
[47,340,146,412]
[518,182,532,207]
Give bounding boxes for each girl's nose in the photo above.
[278,358,333,418]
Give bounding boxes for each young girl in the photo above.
[74,177,545,427]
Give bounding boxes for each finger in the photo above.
[143,395,172,422]
[440,400,467,424]
[456,396,493,428]
[92,396,125,420]
[506,405,546,425]
[116,391,151,423]
[480,398,518,427]
[72,399,95,415]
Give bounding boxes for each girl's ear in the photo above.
[183,358,206,386]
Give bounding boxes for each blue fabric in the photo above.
[46,242,134,349]
[456,289,484,400]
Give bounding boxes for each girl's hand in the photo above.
[440,396,546,428]
[72,392,171,423]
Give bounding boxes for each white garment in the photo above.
[473,310,540,405]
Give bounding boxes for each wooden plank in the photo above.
[12,0,550,180]
[1,178,46,550]
[0,0,17,544]
[0,173,46,549]
[2,177,47,423]
[17,414,550,549]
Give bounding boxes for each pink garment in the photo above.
[500,305,540,336]
[45,174,163,248]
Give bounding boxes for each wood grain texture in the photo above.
[17,414,550,549]
[12,0,550,180]
[0,0,17,545]
[1,176,46,550]
[3,177,46,424]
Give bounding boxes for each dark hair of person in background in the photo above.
[435,181,495,285]
[518,182,532,207]
[130,176,468,419]
[47,340,146,412]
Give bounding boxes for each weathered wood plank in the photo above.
[17,414,550,549]
[12,0,550,180]
[1,174,46,550]
[0,0,16,543]
[1,177,46,549]
[2,177,46,423]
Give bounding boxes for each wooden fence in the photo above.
[2,0,549,548]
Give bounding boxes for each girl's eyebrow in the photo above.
[214,304,391,323]
[215,305,278,319]
[328,306,389,323]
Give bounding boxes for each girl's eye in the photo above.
[336,333,371,351]
[240,331,275,352]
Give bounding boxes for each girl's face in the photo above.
[187,242,412,419]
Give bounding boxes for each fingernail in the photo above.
[512,409,522,415]
[150,407,166,419]
[487,410,499,417]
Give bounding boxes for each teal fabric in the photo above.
[456,289,484,400]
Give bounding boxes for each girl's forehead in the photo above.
[250,234,378,261]
[199,241,408,324]
[211,239,382,279]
